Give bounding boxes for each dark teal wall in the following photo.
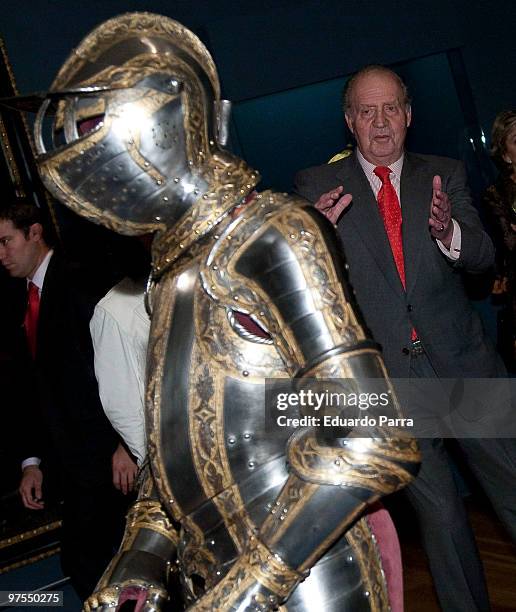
[1,0,514,191]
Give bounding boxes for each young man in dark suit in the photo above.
[0,202,136,600]
[294,65,516,612]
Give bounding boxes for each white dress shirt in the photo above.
[89,277,150,465]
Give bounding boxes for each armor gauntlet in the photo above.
[197,196,420,609]
[84,474,179,612]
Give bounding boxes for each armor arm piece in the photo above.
[84,471,179,611]
[196,197,420,609]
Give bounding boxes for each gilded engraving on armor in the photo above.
[189,349,227,494]
[145,276,186,524]
[180,532,218,587]
[190,536,303,610]
[201,193,300,372]
[268,205,365,348]
[346,518,390,612]
[287,430,416,493]
[201,194,368,371]
[245,536,304,595]
[260,477,319,544]
[188,339,257,551]
[125,500,179,545]
[152,154,259,273]
[195,286,284,378]
[51,13,220,98]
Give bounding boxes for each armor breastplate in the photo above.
[145,193,391,609]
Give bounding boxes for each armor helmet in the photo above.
[33,12,257,241]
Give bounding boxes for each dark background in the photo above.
[1,0,514,194]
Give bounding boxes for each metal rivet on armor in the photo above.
[244,433,251,439]
[165,258,171,263]
[240,188,245,193]
[203,194,208,199]
[290,234,296,239]
[260,203,266,208]
[276,501,281,506]
[195,229,200,234]
[144,162,150,167]
[214,235,220,239]
[114,586,120,590]
[174,177,180,183]
[248,461,255,468]
[163,196,169,202]
[233,295,239,301]
[242,370,249,377]
[334,460,340,466]
[347,555,353,562]
[155,216,161,221]
[282,508,288,513]
[279,515,285,521]
[228,437,236,444]
[188,160,194,166]
[210,540,215,546]
[212,265,218,270]
[194,189,199,195]
[157,180,162,185]
[364,591,370,597]
[216,570,221,576]
[179,243,184,249]
[80,150,85,155]
[227,235,232,240]
[227,171,232,176]
[209,140,215,146]
[169,499,174,503]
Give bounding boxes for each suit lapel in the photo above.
[400,153,433,296]
[335,154,405,297]
[37,253,59,357]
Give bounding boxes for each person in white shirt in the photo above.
[90,276,150,468]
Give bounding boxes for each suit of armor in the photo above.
[28,13,420,611]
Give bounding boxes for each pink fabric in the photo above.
[366,503,404,612]
[118,586,149,612]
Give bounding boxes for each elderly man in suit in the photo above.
[294,65,516,612]
[0,202,136,600]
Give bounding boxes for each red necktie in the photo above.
[24,281,40,358]
[374,166,417,341]
[374,166,406,287]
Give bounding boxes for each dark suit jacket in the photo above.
[294,151,504,378]
[17,252,119,488]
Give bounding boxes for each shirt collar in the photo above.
[356,148,405,179]
[28,249,53,291]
